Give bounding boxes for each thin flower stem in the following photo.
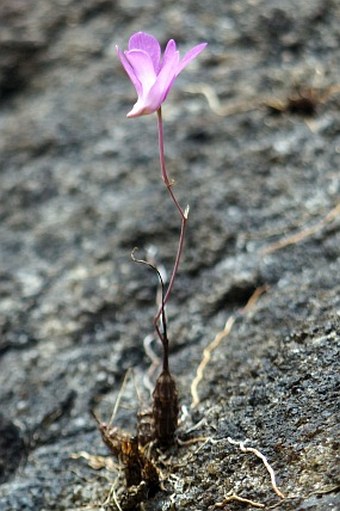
[154,108,188,329]
[156,108,186,220]
[163,213,187,306]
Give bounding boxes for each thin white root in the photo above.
[102,474,123,510]
[216,493,265,508]
[227,437,285,499]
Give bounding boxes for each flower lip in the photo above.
[117,32,207,117]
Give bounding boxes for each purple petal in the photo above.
[118,35,207,118]
[126,97,151,118]
[146,48,180,108]
[160,39,177,68]
[116,46,142,95]
[176,42,207,75]
[128,32,161,72]
[124,49,157,94]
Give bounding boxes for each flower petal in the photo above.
[117,33,207,117]
[124,49,157,95]
[128,32,161,72]
[146,48,180,108]
[126,97,153,118]
[127,48,180,117]
[116,46,142,95]
[161,39,177,68]
[176,42,207,75]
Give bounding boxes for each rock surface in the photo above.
[0,0,339,510]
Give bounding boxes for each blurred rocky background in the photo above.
[0,0,339,509]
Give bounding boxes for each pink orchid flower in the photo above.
[116,32,207,118]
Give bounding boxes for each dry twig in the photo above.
[70,451,118,472]
[191,316,236,408]
[261,203,339,255]
[184,82,340,117]
[184,84,259,116]
[190,286,267,408]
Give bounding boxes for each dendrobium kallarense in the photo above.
[116,32,207,118]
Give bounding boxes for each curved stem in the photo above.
[154,108,188,328]
[131,248,169,372]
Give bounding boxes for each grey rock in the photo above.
[0,0,339,510]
